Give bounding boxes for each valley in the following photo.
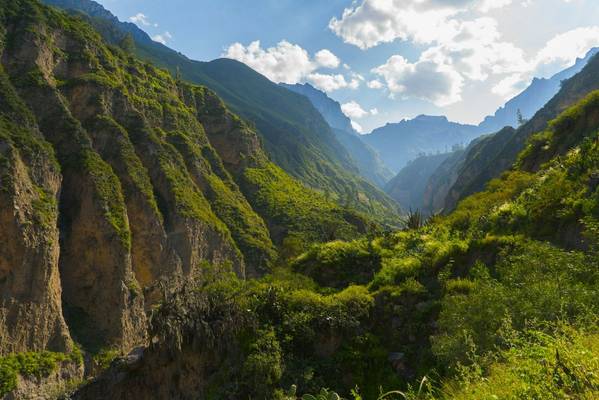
[0,1,597,399]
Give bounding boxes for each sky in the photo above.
[96,0,599,133]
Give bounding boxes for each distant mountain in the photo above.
[363,115,480,173]
[386,49,599,214]
[282,83,394,187]
[281,83,357,134]
[384,152,455,212]
[43,0,399,222]
[441,50,599,212]
[478,48,599,134]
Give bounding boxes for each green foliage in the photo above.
[242,161,369,248]
[242,328,284,398]
[440,325,599,399]
[81,150,131,248]
[0,350,81,396]
[433,241,598,368]
[93,348,120,371]
[293,240,381,288]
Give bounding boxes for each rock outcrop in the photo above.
[0,0,371,356]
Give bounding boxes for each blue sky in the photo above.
[97,0,599,133]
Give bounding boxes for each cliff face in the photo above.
[438,52,599,212]
[281,83,394,188]
[384,152,453,212]
[0,0,371,356]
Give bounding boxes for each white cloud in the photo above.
[373,55,464,106]
[351,120,364,133]
[223,41,361,92]
[329,0,459,50]
[367,79,384,89]
[308,73,349,92]
[330,1,530,106]
[479,0,512,12]
[420,18,529,81]
[328,0,516,50]
[152,31,172,45]
[315,49,341,69]
[341,101,379,119]
[223,40,314,84]
[492,73,529,99]
[491,26,599,99]
[129,13,152,26]
[341,101,369,119]
[533,26,599,77]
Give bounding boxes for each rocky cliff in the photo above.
[0,0,371,359]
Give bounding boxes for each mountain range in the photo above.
[42,0,399,222]
[382,47,599,210]
[1,1,598,399]
[282,83,394,187]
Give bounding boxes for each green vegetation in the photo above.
[1,1,598,399]
[142,87,599,399]
[0,350,82,396]
[241,161,373,254]
[81,150,132,248]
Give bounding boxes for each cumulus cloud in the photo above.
[223,41,363,92]
[329,0,459,50]
[129,13,159,28]
[152,31,172,45]
[367,79,384,89]
[341,101,379,119]
[420,18,529,81]
[492,26,599,99]
[351,120,364,133]
[308,73,349,92]
[533,26,599,77]
[328,0,516,50]
[330,0,530,105]
[341,101,369,119]
[373,55,464,106]
[315,49,341,69]
[492,73,529,99]
[129,13,151,26]
[224,40,315,84]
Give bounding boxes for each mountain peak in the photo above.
[414,114,449,123]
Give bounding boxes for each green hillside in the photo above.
[42,0,400,224]
[73,70,599,400]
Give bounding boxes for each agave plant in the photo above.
[402,208,424,230]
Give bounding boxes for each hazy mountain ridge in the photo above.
[42,0,400,222]
[385,48,599,214]
[363,115,480,173]
[479,47,599,133]
[441,49,599,212]
[384,151,455,211]
[282,82,394,187]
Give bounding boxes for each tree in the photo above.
[516,108,527,126]
[118,33,135,53]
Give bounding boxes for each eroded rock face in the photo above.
[0,131,71,354]
[0,0,275,354]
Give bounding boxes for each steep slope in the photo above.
[363,115,479,173]
[42,0,399,223]
[280,82,356,134]
[0,0,372,357]
[384,152,454,212]
[478,47,599,133]
[443,50,599,211]
[282,83,394,187]
[71,87,599,400]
